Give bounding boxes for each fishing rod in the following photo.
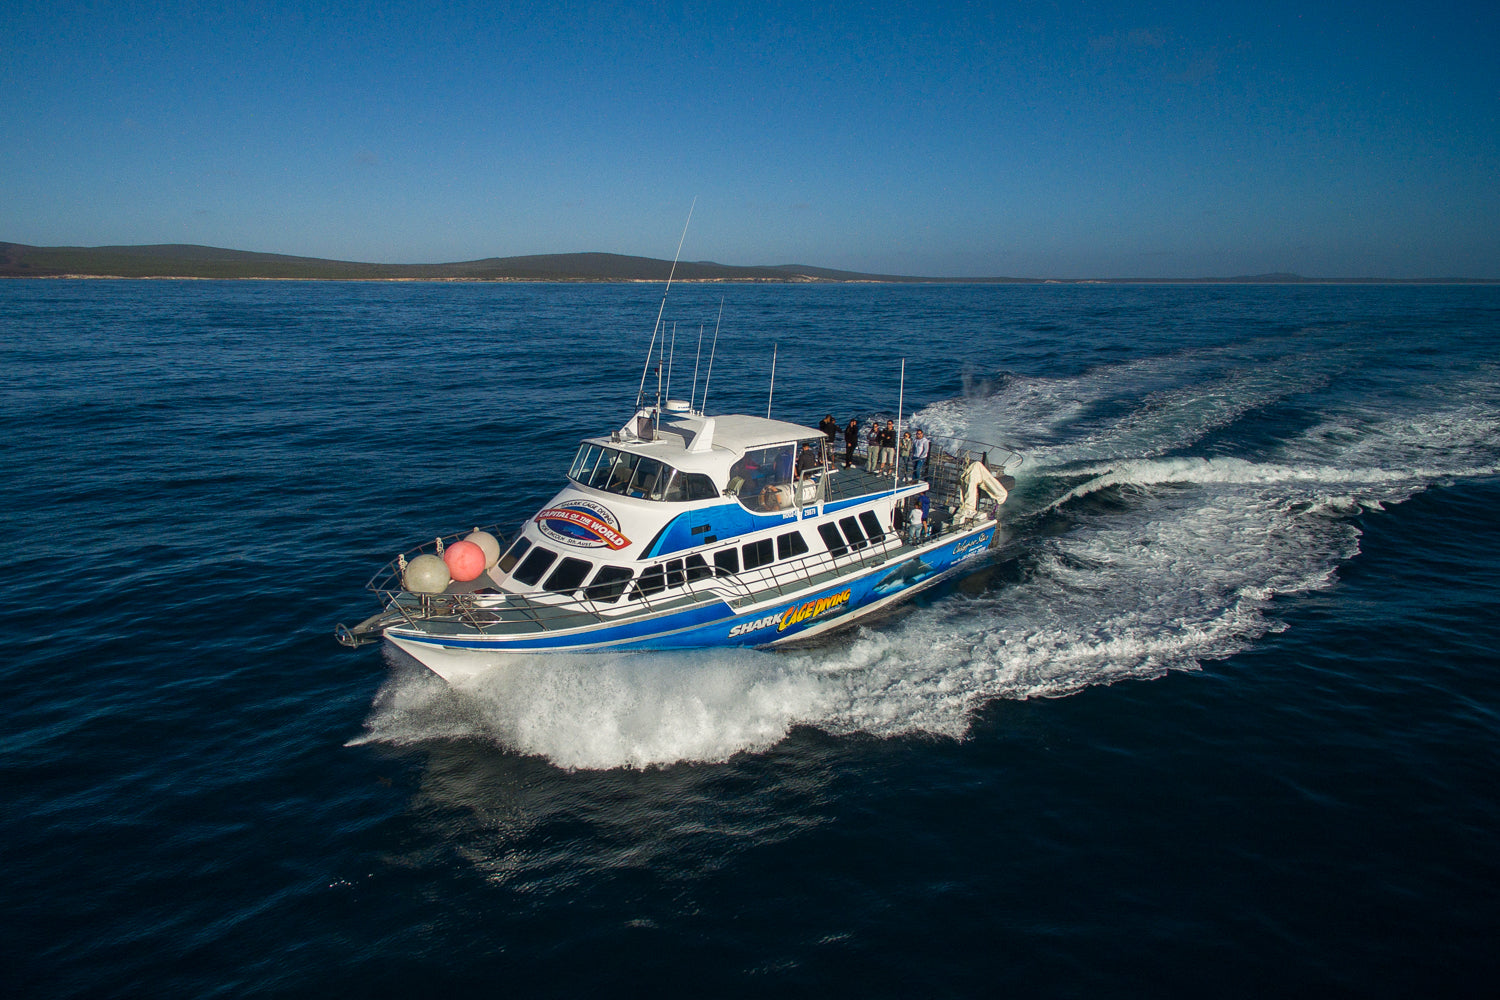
[665,322,677,404]
[701,298,723,415]
[767,343,778,419]
[689,322,704,413]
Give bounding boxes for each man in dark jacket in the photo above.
[819,414,839,445]
[843,418,860,469]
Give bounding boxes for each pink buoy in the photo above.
[443,539,486,582]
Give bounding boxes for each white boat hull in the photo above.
[384,522,996,680]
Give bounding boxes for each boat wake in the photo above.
[351,648,833,769]
[356,344,1500,769]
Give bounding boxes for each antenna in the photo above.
[767,343,778,419]
[894,358,905,493]
[655,315,666,411]
[665,322,677,403]
[634,199,696,411]
[701,298,723,414]
[689,322,704,413]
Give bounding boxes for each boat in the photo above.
[335,396,1020,683]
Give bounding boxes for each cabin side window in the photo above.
[498,537,532,573]
[631,564,668,600]
[742,538,775,570]
[685,554,713,582]
[714,548,740,577]
[583,565,633,602]
[512,546,559,586]
[859,511,886,543]
[543,557,593,594]
[727,444,796,512]
[839,516,867,551]
[776,531,809,560]
[681,473,719,501]
[818,523,849,557]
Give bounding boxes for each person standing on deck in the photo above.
[911,429,930,481]
[878,420,897,473]
[844,418,860,469]
[819,414,839,447]
[906,498,925,543]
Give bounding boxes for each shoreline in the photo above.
[5,274,1495,286]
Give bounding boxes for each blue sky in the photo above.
[4,1,1497,277]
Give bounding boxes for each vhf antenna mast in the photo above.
[634,199,695,412]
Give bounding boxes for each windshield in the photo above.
[568,443,717,502]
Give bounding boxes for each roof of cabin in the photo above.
[576,410,827,483]
[667,412,821,451]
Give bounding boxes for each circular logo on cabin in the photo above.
[535,498,632,550]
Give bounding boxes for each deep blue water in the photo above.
[3,280,1498,997]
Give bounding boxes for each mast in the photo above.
[665,322,677,403]
[689,323,704,412]
[767,343,778,419]
[894,358,905,494]
[701,299,723,415]
[634,199,695,412]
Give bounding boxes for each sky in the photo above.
[3,1,1497,278]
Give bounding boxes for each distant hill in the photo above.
[0,242,1492,283]
[0,243,938,282]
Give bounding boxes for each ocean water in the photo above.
[3,279,1498,997]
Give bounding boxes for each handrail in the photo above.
[923,432,1024,473]
[363,517,938,634]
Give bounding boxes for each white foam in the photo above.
[354,647,835,770]
[918,339,1356,471]
[356,346,1500,769]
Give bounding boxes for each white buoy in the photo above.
[464,528,502,568]
[402,553,450,594]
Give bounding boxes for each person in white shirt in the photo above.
[911,429,931,480]
[906,501,925,544]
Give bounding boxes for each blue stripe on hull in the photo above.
[387,525,995,656]
[386,598,737,652]
[619,526,994,650]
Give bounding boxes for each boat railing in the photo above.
[361,523,518,594]
[921,432,1022,474]
[917,433,1021,523]
[350,511,938,638]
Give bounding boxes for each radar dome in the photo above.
[443,539,486,582]
[402,554,451,594]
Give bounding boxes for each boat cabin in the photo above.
[482,405,898,604]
